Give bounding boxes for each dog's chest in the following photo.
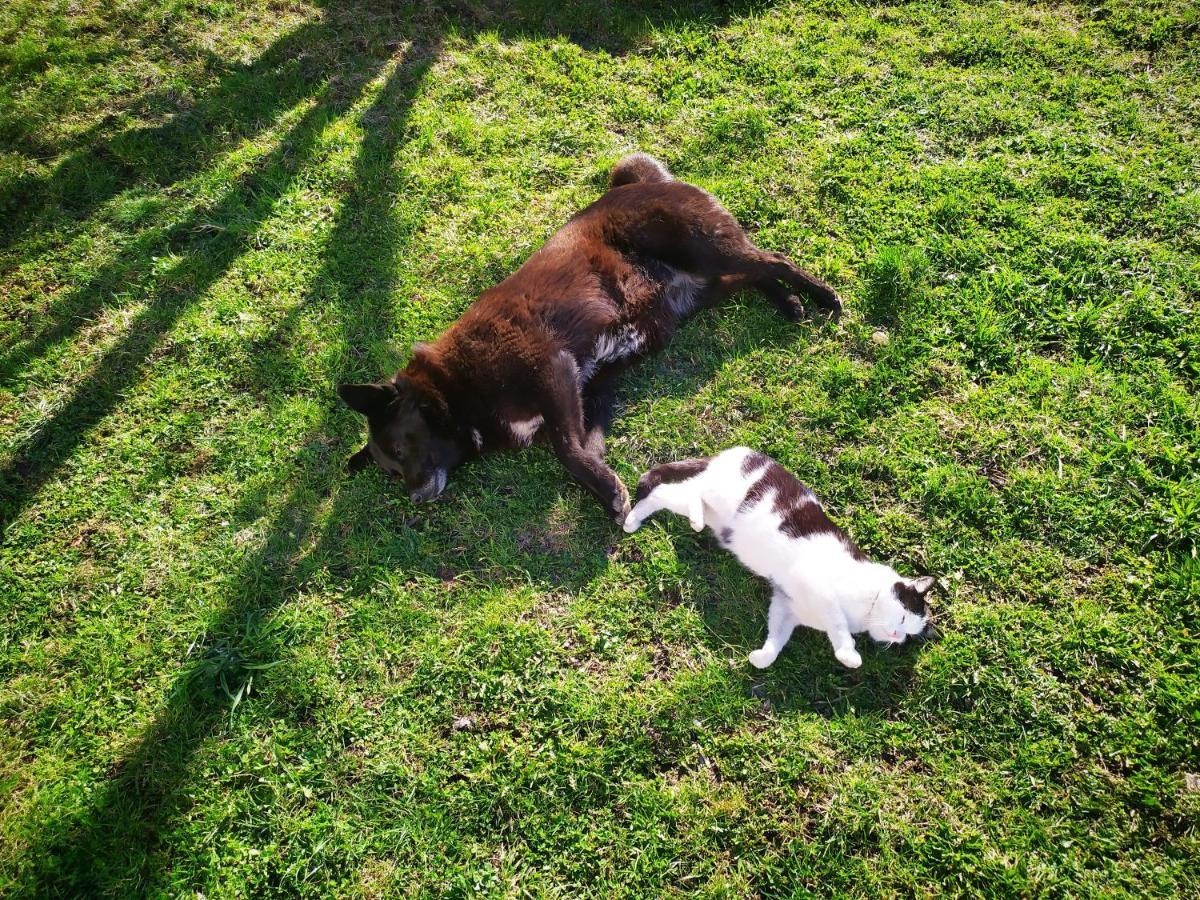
[577,270,701,383]
[576,323,644,383]
[593,324,646,366]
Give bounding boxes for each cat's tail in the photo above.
[608,153,674,189]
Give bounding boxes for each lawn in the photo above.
[1,0,1198,895]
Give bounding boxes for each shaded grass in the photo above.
[2,0,1198,896]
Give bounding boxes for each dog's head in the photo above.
[338,374,469,503]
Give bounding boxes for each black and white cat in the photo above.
[623,447,934,669]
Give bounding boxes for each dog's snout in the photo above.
[409,468,447,503]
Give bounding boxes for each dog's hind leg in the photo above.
[705,273,808,322]
[701,230,842,318]
[581,367,622,457]
[745,248,841,318]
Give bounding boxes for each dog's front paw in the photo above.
[611,481,631,524]
[748,649,776,669]
[835,647,862,669]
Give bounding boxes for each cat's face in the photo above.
[867,576,934,644]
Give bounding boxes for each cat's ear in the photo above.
[906,575,936,595]
[338,382,396,416]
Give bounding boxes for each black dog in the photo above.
[339,153,840,521]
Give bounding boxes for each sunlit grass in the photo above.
[1,0,1197,895]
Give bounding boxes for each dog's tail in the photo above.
[608,152,674,189]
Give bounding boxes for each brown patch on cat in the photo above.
[741,450,770,476]
[739,460,868,558]
[894,580,932,616]
[634,457,710,503]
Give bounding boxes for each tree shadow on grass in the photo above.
[0,0,771,533]
[12,48,437,898]
[0,52,421,532]
[0,0,433,392]
[0,2,416,251]
[9,2,788,893]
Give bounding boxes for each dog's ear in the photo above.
[394,371,445,422]
[337,382,395,416]
[347,444,372,474]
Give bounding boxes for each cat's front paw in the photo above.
[835,647,862,669]
[748,649,777,669]
[622,514,642,534]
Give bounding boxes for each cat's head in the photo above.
[867,575,935,645]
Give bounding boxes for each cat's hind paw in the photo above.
[835,647,862,669]
[748,649,777,669]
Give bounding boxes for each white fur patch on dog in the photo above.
[508,416,543,446]
[592,324,645,367]
[664,270,702,316]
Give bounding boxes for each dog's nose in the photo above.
[409,469,447,503]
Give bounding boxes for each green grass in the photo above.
[2,0,1198,895]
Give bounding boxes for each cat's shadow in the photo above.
[670,525,926,719]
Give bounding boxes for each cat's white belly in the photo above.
[725,527,860,629]
[722,507,795,581]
